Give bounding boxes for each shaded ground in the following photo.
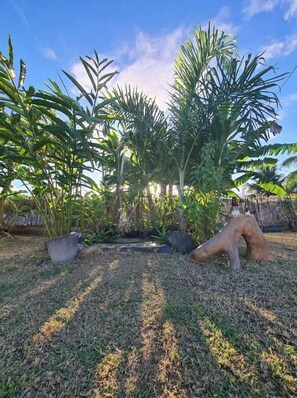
[0,233,296,397]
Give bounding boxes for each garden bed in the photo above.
[0,233,296,397]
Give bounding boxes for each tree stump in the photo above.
[190,214,271,270]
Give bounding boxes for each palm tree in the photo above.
[167,24,287,228]
[108,86,171,226]
[168,24,236,198]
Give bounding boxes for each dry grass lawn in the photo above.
[0,233,296,397]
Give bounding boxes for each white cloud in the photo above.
[70,19,239,112]
[284,0,297,19]
[209,6,240,35]
[42,47,57,61]
[287,92,297,101]
[284,33,297,54]
[262,41,285,59]
[111,17,238,110]
[244,0,297,19]
[113,29,185,110]
[280,92,297,109]
[244,0,278,18]
[9,0,30,26]
[71,28,185,110]
[262,33,297,59]
[277,92,297,120]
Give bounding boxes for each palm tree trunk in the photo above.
[160,184,166,196]
[116,155,125,227]
[178,168,187,231]
[146,183,155,225]
[168,183,173,199]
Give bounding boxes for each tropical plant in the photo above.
[153,194,178,228]
[233,140,297,196]
[167,24,287,228]
[279,193,297,231]
[281,155,297,193]
[79,188,115,236]
[0,144,18,232]
[180,143,225,242]
[167,25,236,209]
[0,37,117,238]
[150,225,169,243]
[246,165,287,196]
[107,85,171,228]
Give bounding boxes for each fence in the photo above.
[3,210,44,227]
[3,195,297,231]
[225,195,297,230]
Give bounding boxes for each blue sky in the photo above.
[1,0,297,174]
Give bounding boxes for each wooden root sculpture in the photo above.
[191,215,272,270]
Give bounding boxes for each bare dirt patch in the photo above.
[0,233,296,397]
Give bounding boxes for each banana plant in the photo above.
[281,155,297,193]
[234,141,297,194]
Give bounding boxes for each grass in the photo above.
[0,233,296,397]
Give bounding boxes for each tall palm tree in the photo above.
[108,86,171,226]
[167,24,287,227]
[168,24,236,198]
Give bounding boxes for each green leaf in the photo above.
[8,35,14,68]
[80,57,97,92]
[256,181,287,196]
[32,98,73,118]
[284,170,297,193]
[62,69,93,106]
[0,102,25,116]
[32,136,53,152]
[0,79,19,103]
[11,113,21,126]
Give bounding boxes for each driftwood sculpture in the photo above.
[191,214,271,270]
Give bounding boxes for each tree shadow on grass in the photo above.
[0,247,117,395]
[1,252,149,397]
[157,254,296,397]
[1,238,296,397]
[89,253,255,398]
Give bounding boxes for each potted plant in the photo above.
[0,37,117,263]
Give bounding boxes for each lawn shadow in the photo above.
[156,252,296,397]
[2,252,150,396]
[1,246,116,395]
[1,234,296,397]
